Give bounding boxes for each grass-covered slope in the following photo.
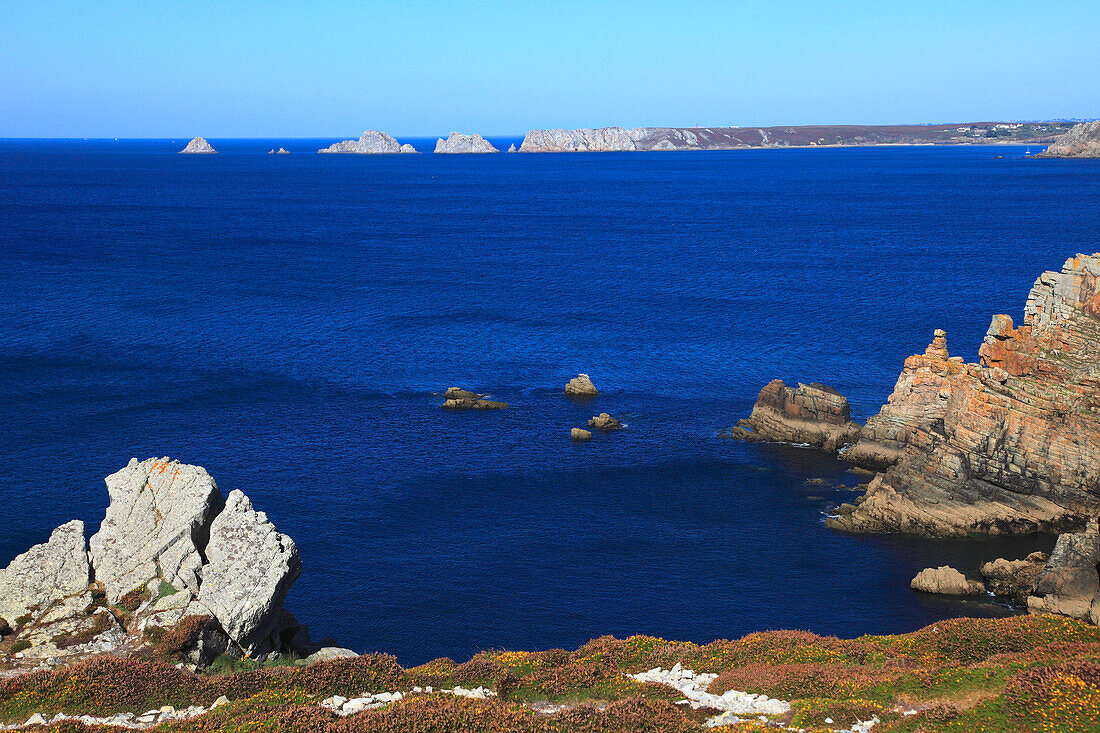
[2,615,1098,732]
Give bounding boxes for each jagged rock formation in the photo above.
[318,131,416,154]
[588,413,622,431]
[0,458,311,664]
[517,123,1073,152]
[1038,120,1100,158]
[981,552,1048,603]
[179,138,216,154]
[728,380,861,452]
[267,147,290,154]
[433,132,499,154]
[830,254,1100,537]
[564,374,599,397]
[910,566,985,595]
[1027,521,1100,621]
[0,521,89,623]
[440,387,508,410]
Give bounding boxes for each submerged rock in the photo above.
[0,521,89,624]
[318,131,415,154]
[911,566,985,595]
[831,254,1100,537]
[180,137,217,154]
[440,387,508,410]
[729,380,861,452]
[1038,120,1100,158]
[564,373,599,397]
[433,132,499,154]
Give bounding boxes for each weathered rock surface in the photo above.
[981,552,1048,603]
[318,131,415,154]
[564,374,599,397]
[1027,522,1100,620]
[831,254,1100,536]
[729,380,861,452]
[520,127,642,152]
[0,521,89,624]
[433,132,499,154]
[179,137,216,154]
[570,428,592,441]
[89,458,223,603]
[910,566,985,595]
[198,490,301,654]
[440,387,508,410]
[1038,120,1100,158]
[588,413,622,431]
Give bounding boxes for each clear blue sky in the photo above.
[2,0,1097,137]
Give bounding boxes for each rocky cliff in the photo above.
[0,458,317,667]
[434,132,499,154]
[829,254,1100,537]
[1038,120,1100,158]
[318,131,416,154]
[179,138,216,154]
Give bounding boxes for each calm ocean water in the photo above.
[1,138,1097,665]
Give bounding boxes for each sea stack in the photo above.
[318,131,417,154]
[434,132,499,154]
[728,380,861,452]
[564,374,599,397]
[180,137,217,154]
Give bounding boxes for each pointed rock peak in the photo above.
[434,132,500,154]
[180,137,217,154]
[924,329,949,359]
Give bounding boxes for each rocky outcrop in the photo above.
[981,552,1047,603]
[268,147,290,154]
[519,128,642,152]
[728,380,861,452]
[588,413,622,431]
[2,458,311,664]
[1038,120,1100,158]
[1027,522,1100,621]
[180,137,216,154]
[318,131,416,154]
[910,566,984,595]
[0,521,89,623]
[564,374,599,397]
[507,144,517,153]
[433,133,499,154]
[198,490,301,654]
[830,254,1100,537]
[571,428,592,441]
[440,387,508,410]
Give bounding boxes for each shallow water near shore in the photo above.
[0,140,1097,665]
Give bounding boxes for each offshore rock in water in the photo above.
[179,137,216,154]
[910,565,985,595]
[570,427,592,441]
[564,373,599,397]
[440,386,508,409]
[728,380,861,452]
[318,131,416,154]
[1038,120,1100,158]
[433,132,499,154]
[832,254,1100,537]
[268,147,290,154]
[588,413,622,431]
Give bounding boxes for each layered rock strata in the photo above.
[1038,120,1100,158]
[179,138,216,154]
[0,458,313,663]
[318,131,416,154]
[728,380,861,452]
[434,132,499,154]
[830,254,1100,537]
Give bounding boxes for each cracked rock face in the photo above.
[198,489,302,654]
[89,457,224,603]
[831,253,1100,537]
[0,521,89,623]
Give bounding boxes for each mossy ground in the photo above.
[2,615,1099,731]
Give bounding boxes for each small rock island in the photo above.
[434,132,499,154]
[179,137,217,154]
[318,131,418,154]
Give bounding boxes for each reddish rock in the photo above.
[729,380,861,452]
[832,253,1100,537]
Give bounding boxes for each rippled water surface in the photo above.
[1,139,1097,664]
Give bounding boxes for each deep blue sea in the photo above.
[1,138,1097,665]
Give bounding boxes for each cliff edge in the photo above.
[1038,120,1100,158]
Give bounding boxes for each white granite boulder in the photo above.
[89,457,224,603]
[198,489,301,654]
[0,520,90,623]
